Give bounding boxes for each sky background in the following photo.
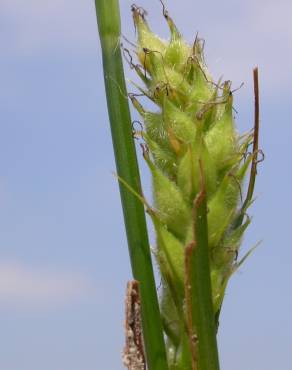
[0,0,291,369]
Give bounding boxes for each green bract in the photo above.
[127,5,258,369]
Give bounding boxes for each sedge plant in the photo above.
[95,1,260,370]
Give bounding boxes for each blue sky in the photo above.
[0,0,291,369]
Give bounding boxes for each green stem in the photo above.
[94,1,168,370]
[185,162,220,370]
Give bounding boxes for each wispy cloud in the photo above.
[204,0,292,93]
[1,0,97,56]
[0,262,93,308]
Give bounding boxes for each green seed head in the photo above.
[128,4,258,366]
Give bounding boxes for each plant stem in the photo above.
[94,1,168,370]
[234,67,260,229]
[185,162,220,370]
[244,67,260,207]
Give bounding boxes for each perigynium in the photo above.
[123,4,260,369]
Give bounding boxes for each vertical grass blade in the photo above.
[94,1,168,370]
